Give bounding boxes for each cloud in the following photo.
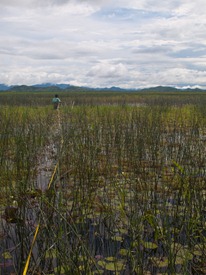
[87,62,128,78]
[1,0,206,88]
[0,0,71,8]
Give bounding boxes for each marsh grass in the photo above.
[1,93,206,274]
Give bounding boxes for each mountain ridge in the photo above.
[0,83,205,92]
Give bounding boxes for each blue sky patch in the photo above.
[92,8,172,22]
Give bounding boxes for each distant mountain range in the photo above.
[0,83,205,92]
[0,83,73,91]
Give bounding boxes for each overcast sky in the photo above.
[1,0,206,88]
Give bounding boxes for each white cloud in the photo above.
[0,0,206,88]
[87,62,128,78]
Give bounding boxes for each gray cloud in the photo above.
[1,0,206,88]
[0,0,70,7]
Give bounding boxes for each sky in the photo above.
[1,0,206,89]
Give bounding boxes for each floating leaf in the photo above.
[193,244,204,256]
[119,249,128,256]
[105,256,116,262]
[171,243,193,263]
[2,252,12,259]
[97,260,106,269]
[98,259,125,272]
[142,241,158,249]
[105,261,125,271]
[78,265,85,271]
[111,236,123,242]
[175,251,193,264]
[118,228,128,234]
[150,257,169,268]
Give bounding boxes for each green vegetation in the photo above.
[0,90,206,274]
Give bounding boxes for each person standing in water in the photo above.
[52,94,61,110]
